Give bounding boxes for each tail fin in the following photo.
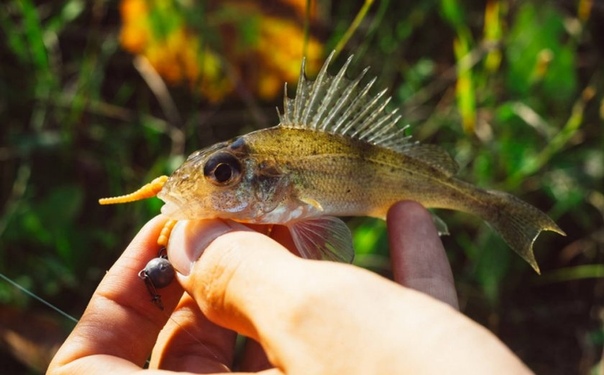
[483,190,566,274]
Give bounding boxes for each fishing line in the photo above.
[160,309,222,361]
[0,271,221,365]
[0,272,79,324]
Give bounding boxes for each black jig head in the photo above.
[139,248,175,310]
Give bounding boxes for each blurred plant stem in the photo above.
[332,0,375,60]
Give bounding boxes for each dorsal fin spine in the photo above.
[375,118,406,145]
[365,108,400,142]
[313,54,354,130]
[280,52,416,154]
[333,73,373,133]
[339,77,378,135]
[357,94,392,140]
[279,82,292,125]
[374,124,410,149]
[343,81,383,136]
[302,51,335,128]
[328,67,369,133]
[293,57,309,123]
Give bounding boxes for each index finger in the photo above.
[387,201,459,309]
[48,215,184,373]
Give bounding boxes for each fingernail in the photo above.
[167,219,245,276]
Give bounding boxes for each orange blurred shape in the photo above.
[0,307,68,373]
[119,0,324,102]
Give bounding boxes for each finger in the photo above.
[168,219,372,371]
[167,219,468,374]
[167,218,530,375]
[48,215,185,373]
[166,219,298,338]
[158,221,287,373]
[150,291,236,372]
[387,201,459,309]
[237,338,272,372]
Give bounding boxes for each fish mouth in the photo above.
[158,191,215,220]
[157,193,191,220]
[160,201,186,219]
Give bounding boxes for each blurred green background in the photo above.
[0,0,602,373]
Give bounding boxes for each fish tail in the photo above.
[481,189,566,274]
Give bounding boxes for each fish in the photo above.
[100,52,566,273]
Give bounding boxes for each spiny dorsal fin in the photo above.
[278,51,413,154]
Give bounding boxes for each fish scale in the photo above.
[100,51,566,273]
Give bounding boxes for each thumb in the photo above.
[166,219,306,339]
[165,219,387,374]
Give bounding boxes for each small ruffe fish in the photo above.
[100,52,565,273]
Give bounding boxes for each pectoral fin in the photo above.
[287,216,354,263]
[300,197,324,211]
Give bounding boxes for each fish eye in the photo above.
[203,152,242,185]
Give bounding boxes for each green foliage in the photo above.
[506,2,577,101]
[0,0,602,373]
[341,1,602,371]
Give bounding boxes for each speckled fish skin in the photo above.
[158,52,565,272]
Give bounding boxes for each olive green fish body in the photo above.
[158,52,565,271]
[243,126,464,218]
[243,126,563,272]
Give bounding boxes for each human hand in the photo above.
[48,201,531,374]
